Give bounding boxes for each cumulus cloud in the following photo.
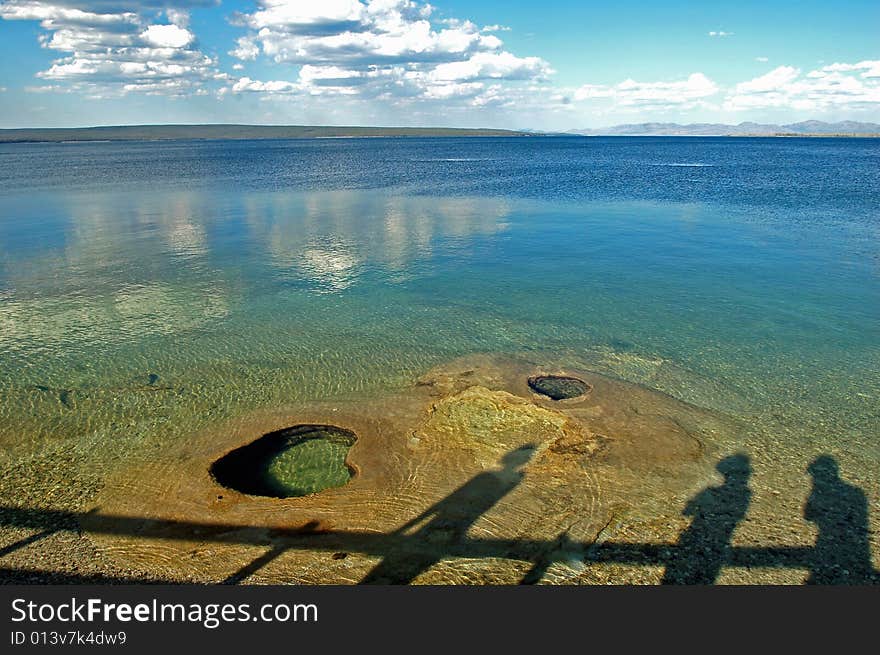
[226,0,553,107]
[0,0,224,96]
[5,0,875,124]
[140,23,193,48]
[430,51,552,82]
[816,60,880,78]
[232,1,504,65]
[230,36,259,61]
[574,72,719,109]
[232,77,298,94]
[734,65,800,94]
[724,62,880,111]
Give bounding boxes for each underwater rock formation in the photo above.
[211,425,356,498]
[86,354,733,584]
[527,375,592,400]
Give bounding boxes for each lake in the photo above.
[1,136,877,583]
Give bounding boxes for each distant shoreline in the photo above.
[1,124,878,143]
[0,124,528,144]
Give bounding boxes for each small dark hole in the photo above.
[332,552,349,560]
[527,375,591,401]
[211,424,357,498]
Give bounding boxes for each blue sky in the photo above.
[0,0,878,129]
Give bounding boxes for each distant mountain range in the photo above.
[568,120,880,136]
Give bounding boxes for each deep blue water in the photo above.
[2,137,878,221]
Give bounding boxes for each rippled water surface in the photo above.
[0,137,877,528]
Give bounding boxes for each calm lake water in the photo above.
[0,136,878,520]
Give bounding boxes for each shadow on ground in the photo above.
[0,450,876,585]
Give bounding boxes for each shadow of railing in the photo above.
[0,451,876,585]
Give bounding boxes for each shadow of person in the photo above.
[359,444,536,584]
[662,454,751,584]
[804,455,876,584]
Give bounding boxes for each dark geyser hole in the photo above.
[211,424,357,498]
[527,375,591,401]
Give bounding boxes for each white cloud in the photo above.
[816,60,880,78]
[24,84,58,93]
[574,72,719,109]
[0,1,222,96]
[724,63,880,111]
[230,37,259,61]
[430,51,552,82]
[422,81,483,99]
[572,84,615,101]
[243,0,366,31]
[227,0,552,107]
[140,24,194,49]
[5,1,875,125]
[735,65,800,94]
[165,8,190,28]
[299,64,363,83]
[233,77,298,94]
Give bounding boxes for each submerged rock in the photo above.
[414,386,580,460]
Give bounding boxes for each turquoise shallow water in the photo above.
[0,137,877,518]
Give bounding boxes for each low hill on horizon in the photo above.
[0,124,526,143]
